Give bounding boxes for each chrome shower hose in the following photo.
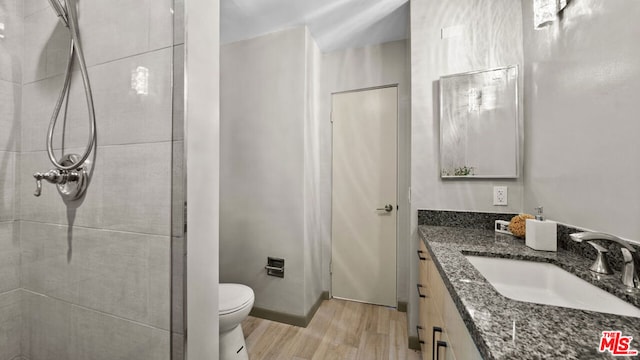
[46,0,96,171]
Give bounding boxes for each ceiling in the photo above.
[221,0,410,52]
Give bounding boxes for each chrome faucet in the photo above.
[570,232,640,289]
[32,154,90,200]
[33,169,79,197]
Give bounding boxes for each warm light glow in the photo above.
[131,66,149,95]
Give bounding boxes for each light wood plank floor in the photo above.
[242,299,421,360]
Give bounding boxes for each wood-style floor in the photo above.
[241,298,421,360]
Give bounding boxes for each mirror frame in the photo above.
[438,65,520,179]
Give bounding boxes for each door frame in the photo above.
[329,84,403,306]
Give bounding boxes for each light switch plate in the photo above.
[493,186,508,206]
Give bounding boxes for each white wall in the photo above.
[321,40,411,304]
[522,0,640,243]
[186,0,220,358]
[303,28,325,312]
[409,0,524,337]
[221,27,326,317]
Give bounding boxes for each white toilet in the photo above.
[219,283,255,360]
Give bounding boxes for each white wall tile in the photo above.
[69,302,170,360]
[0,0,23,84]
[22,48,173,152]
[21,290,72,360]
[78,0,172,67]
[24,0,48,18]
[20,74,63,152]
[21,221,170,330]
[23,7,67,83]
[23,0,174,84]
[20,142,171,235]
[0,152,15,221]
[0,290,22,360]
[0,222,19,294]
[0,80,21,152]
[148,236,171,330]
[97,142,171,235]
[149,0,174,51]
[22,290,169,360]
[94,48,173,147]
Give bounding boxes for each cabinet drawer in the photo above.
[427,259,445,312]
[418,240,431,261]
[435,330,456,360]
[418,239,481,360]
[443,288,482,360]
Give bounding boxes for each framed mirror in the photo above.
[439,65,519,178]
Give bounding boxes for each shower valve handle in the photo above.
[33,171,59,197]
[34,177,42,197]
[32,154,90,200]
[33,169,80,197]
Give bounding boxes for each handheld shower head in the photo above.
[48,0,69,27]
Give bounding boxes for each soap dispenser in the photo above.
[525,206,557,252]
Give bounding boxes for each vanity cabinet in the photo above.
[417,241,482,360]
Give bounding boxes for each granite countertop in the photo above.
[419,225,640,360]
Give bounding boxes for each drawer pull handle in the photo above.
[416,284,426,298]
[417,249,427,260]
[416,325,425,345]
[436,340,447,360]
[432,326,442,360]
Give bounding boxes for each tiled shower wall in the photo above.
[0,0,23,358]
[0,0,183,359]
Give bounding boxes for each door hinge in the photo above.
[330,260,333,274]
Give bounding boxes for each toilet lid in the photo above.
[219,283,254,315]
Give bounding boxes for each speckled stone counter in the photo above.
[419,225,640,360]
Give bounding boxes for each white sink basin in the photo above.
[466,255,640,318]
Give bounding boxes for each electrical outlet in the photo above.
[493,186,508,206]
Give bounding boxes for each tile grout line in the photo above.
[0,288,21,298]
[17,219,171,238]
[22,45,175,86]
[18,140,176,154]
[21,288,171,333]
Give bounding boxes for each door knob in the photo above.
[376,204,393,212]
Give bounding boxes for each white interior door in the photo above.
[331,86,397,307]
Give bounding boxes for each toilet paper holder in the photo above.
[265,257,285,278]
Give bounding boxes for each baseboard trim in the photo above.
[305,291,329,325]
[408,336,421,351]
[397,301,408,313]
[250,291,329,328]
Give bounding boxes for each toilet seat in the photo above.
[219,283,254,315]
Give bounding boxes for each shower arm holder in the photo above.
[33,154,90,201]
